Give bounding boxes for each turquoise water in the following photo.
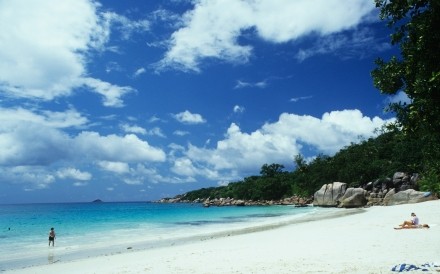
[0,202,318,271]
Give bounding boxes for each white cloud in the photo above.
[290,96,313,103]
[0,0,103,99]
[171,158,198,177]
[105,62,123,73]
[148,127,166,138]
[0,107,88,128]
[74,132,166,162]
[0,107,166,190]
[0,0,139,107]
[234,80,267,89]
[97,161,130,174]
[121,123,147,135]
[178,109,394,181]
[233,105,245,113]
[170,157,219,181]
[131,163,193,184]
[148,115,162,123]
[57,168,92,181]
[295,27,390,62]
[156,0,376,72]
[103,12,150,40]
[73,181,89,187]
[123,178,143,185]
[0,166,56,190]
[81,78,135,108]
[0,121,73,166]
[121,124,166,138]
[262,110,392,154]
[173,130,190,136]
[173,110,206,124]
[133,67,147,77]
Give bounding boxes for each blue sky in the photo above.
[0,0,408,204]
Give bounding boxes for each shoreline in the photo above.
[5,201,440,273]
[1,206,346,272]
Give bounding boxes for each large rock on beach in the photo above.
[338,188,367,208]
[383,189,437,206]
[313,182,347,207]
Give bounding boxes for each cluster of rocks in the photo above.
[159,171,437,209]
[158,195,313,207]
[313,172,437,208]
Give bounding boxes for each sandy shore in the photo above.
[6,200,440,274]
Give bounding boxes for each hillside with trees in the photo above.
[174,0,440,202]
[181,129,433,202]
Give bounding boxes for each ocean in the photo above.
[0,202,324,271]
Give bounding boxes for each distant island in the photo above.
[92,199,103,203]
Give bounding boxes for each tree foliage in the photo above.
[372,0,440,132]
[372,0,440,193]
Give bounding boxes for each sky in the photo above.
[0,0,409,204]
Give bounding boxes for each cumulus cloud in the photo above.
[0,0,142,106]
[0,166,56,190]
[147,127,166,138]
[97,161,130,174]
[74,132,166,162]
[121,124,147,135]
[171,157,220,181]
[173,110,206,124]
[0,107,88,128]
[57,168,92,181]
[170,158,198,177]
[172,109,394,181]
[156,0,376,72]
[121,124,166,138]
[0,107,166,188]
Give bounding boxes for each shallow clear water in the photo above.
[0,202,319,271]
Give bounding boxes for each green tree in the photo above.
[372,0,440,133]
[260,163,285,177]
[372,0,440,194]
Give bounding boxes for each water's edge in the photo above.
[3,207,365,272]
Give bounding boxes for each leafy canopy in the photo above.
[372,0,440,194]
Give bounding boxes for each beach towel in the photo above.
[391,262,440,272]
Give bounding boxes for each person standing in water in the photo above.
[48,227,56,246]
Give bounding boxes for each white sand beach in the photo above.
[7,200,440,274]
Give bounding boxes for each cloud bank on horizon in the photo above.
[0,0,399,202]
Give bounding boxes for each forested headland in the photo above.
[180,128,437,202]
